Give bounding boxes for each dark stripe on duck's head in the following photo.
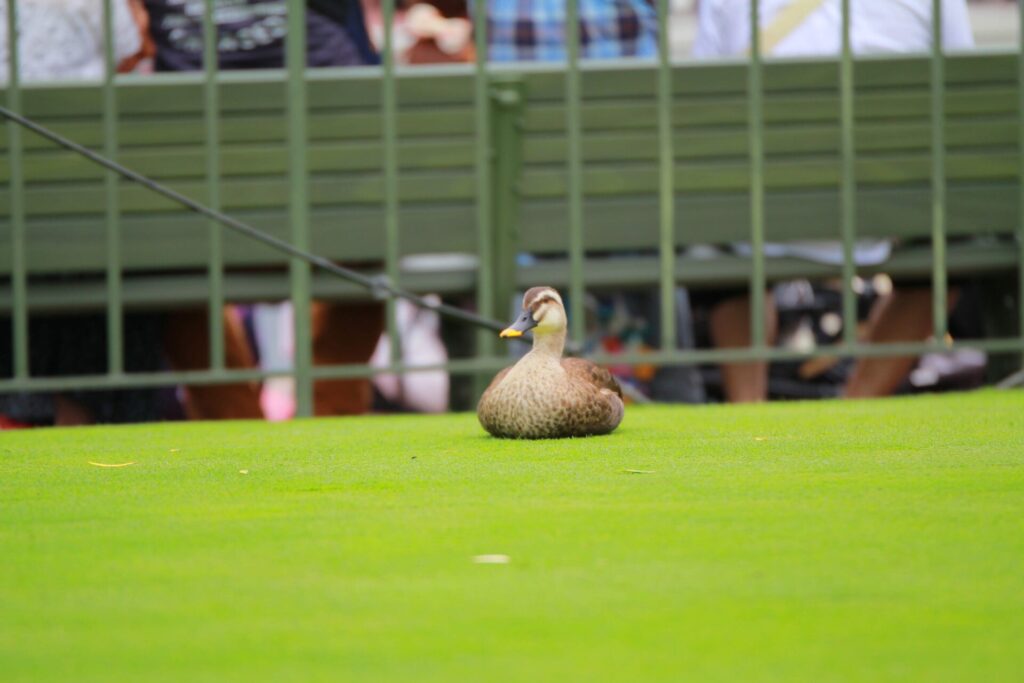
[522,286,563,312]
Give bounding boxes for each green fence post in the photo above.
[5,0,28,380]
[203,0,224,371]
[382,0,400,369]
[1019,0,1024,367]
[930,0,948,342]
[103,0,123,376]
[287,0,313,416]
[839,0,857,349]
[657,0,677,353]
[474,0,496,377]
[748,0,766,351]
[565,0,585,345]
[490,78,525,322]
[471,78,523,403]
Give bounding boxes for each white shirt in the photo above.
[694,0,974,59]
[0,0,141,83]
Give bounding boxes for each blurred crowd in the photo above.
[0,0,1015,427]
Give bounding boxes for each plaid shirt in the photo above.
[486,0,658,62]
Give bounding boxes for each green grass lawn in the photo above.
[2,391,1022,682]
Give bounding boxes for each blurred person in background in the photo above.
[366,0,657,66]
[0,0,151,82]
[141,0,387,417]
[692,0,974,401]
[0,0,163,427]
[484,0,658,61]
[363,0,474,64]
[142,0,377,71]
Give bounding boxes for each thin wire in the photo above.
[0,105,513,336]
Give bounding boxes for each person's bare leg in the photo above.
[312,301,385,416]
[709,293,777,403]
[164,308,263,419]
[844,287,959,398]
[54,395,94,426]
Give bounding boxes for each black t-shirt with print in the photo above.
[144,0,369,71]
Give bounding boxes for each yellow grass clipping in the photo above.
[88,461,136,468]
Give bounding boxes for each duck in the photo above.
[477,286,624,439]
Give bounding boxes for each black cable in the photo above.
[0,104,512,334]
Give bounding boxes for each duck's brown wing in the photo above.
[560,358,622,398]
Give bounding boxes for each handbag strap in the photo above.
[753,0,830,55]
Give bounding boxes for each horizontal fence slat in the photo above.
[517,152,1017,196]
[1,52,1010,115]
[0,139,476,183]
[1,88,1012,152]
[2,116,1015,185]
[519,88,1017,131]
[0,203,477,274]
[515,183,1017,251]
[0,109,479,150]
[0,172,478,215]
[1,182,1012,276]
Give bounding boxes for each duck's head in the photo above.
[499,287,566,339]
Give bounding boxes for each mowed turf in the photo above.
[1,391,1022,682]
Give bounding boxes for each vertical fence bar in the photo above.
[287,0,313,416]
[839,0,857,348]
[748,0,766,349]
[930,0,948,341]
[473,0,494,355]
[565,0,585,345]
[1018,0,1024,365]
[203,0,224,370]
[6,0,27,379]
[656,0,676,352]
[102,0,123,375]
[382,0,400,366]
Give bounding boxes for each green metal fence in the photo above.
[2,0,1023,415]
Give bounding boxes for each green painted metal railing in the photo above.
[657,0,676,354]
[1020,0,1024,351]
[839,0,856,348]
[102,0,123,378]
[286,0,314,415]
[203,0,225,373]
[5,0,26,382]
[748,0,767,353]
[2,0,1024,414]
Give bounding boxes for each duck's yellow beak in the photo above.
[499,309,537,339]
